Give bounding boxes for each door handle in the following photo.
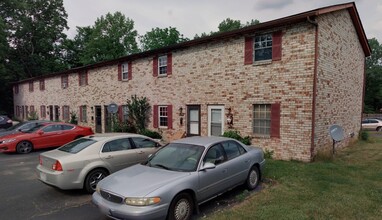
[222,169,228,173]
[137,151,144,154]
[105,155,113,159]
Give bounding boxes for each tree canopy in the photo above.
[139,27,189,51]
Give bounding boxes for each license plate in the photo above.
[40,172,47,181]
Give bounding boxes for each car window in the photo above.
[131,137,158,148]
[203,144,225,165]
[62,125,74,130]
[42,124,62,132]
[0,116,4,121]
[59,138,97,153]
[370,120,378,123]
[102,138,132,152]
[221,141,244,160]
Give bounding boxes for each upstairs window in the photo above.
[118,62,132,81]
[79,71,88,86]
[254,34,272,61]
[244,31,282,64]
[39,80,45,90]
[153,53,172,77]
[29,81,34,92]
[61,75,69,89]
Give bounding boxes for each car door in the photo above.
[130,137,160,162]
[100,138,139,172]
[220,141,251,186]
[55,124,76,146]
[198,144,229,201]
[33,124,62,148]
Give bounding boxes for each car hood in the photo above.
[0,130,16,138]
[0,132,30,140]
[99,164,190,197]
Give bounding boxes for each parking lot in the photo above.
[0,148,259,220]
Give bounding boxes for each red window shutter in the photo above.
[62,106,65,120]
[270,103,281,138]
[244,37,253,65]
[167,105,173,129]
[272,31,282,61]
[118,63,122,81]
[153,105,158,128]
[128,61,132,80]
[167,53,172,75]
[118,105,123,122]
[153,56,158,77]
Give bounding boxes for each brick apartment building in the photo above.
[12,3,371,161]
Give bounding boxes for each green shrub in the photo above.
[264,149,274,159]
[113,121,137,133]
[69,111,78,124]
[360,130,369,141]
[222,130,252,145]
[140,129,162,139]
[27,111,39,120]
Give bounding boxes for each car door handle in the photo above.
[105,155,113,159]
[137,151,144,154]
[245,159,250,163]
[222,169,227,173]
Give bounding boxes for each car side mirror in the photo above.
[200,162,216,171]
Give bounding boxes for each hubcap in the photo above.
[174,198,190,220]
[249,170,258,186]
[19,142,31,153]
[89,172,104,190]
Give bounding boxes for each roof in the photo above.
[15,2,370,84]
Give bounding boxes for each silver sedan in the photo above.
[36,133,162,193]
[92,136,265,220]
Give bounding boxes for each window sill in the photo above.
[157,74,168,78]
[252,134,270,139]
[253,60,272,66]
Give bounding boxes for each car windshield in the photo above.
[3,121,29,131]
[59,138,97,153]
[147,143,204,172]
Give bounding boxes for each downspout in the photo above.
[307,16,318,161]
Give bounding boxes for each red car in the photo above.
[0,122,94,154]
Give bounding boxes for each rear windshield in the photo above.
[59,138,97,153]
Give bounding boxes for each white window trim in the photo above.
[158,55,167,76]
[122,63,129,81]
[158,105,168,128]
[207,105,225,136]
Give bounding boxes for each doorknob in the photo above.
[105,155,113,159]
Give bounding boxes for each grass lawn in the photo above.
[205,133,382,220]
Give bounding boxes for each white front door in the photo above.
[208,106,224,136]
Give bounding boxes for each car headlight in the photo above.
[2,139,16,144]
[124,197,161,206]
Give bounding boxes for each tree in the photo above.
[364,38,382,113]
[126,95,151,133]
[217,18,241,33]
[78,12,139,65]
[139,27,189,51]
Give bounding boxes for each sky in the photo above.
[62,0,382,42]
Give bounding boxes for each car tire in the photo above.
[246,165,260,190]
[84,169,108,193]
[16,141,33,154]
[168,193,193,220]
[377,127,382,132]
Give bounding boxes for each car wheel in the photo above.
[377,127,382,132]
[168,193,193,220]
[16,141,33,154]
[246,165,260,190]
[84,169,108,193]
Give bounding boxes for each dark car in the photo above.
[0,120,49,138]
[0,116,13,130]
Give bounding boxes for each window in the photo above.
[122,63,129,80]
[203,144,225,165]
[80,105,87,122]
[153,53,172,77]
[30,105,35,114]
[221,141,245,160]
[43,124,62,132]
[40,105,46,118]
[153,105,173,129]
[16,106,20,117]
[102,138,132,152]
[39,80,45,90]
[25,106,29,118]
[253,103,280,138]
[131,137,158,148]
[158,55,167,75]
[244,31,282,64]
[62,105,70,122]
[254,34,272,61]
[119,105,129,122]
[253,104,271,135]
[61,75,68,89]
[159,106,168,127]
[79,71,88,86]
[29,81,34,92]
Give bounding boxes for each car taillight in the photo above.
[52,160,63,171]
